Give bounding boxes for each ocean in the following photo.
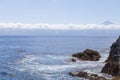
[0,36,117,80]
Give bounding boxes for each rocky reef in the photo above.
[69,71,108,80]
[72,49,101,61]
[101,36,120,76]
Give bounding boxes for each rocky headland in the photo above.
[69,36,120,80]
[101,36,120,79]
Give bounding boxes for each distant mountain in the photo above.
[102,21,114,25]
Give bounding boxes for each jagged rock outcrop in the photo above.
[101,36,120,76]
[72,49,101,61]
[69,71,108,80]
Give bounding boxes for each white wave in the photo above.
[18,54,104,73]
[18,55,76,73]
[15,53,110,80]
[99,48,110,62]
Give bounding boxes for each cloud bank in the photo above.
[0,23,120,30]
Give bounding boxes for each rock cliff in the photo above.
[101,36,120,76]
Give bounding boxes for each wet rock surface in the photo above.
[69,71,108,80]
[72,49,101,61]
[101,36,120,76]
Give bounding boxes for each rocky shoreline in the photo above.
[69,71,108,80]
[69,36,120,80]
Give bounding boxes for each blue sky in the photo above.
[0,0,120,24]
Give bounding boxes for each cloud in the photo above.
[0,23,120,30]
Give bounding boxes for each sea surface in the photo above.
[0,36,117,80]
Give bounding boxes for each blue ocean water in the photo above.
[0,36,117,80]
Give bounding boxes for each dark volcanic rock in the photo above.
[69,71,108,80]
[72,49,101,61]
[70,58,76,62]
[101,36,120,76]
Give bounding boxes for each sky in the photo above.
[0,0,120,24]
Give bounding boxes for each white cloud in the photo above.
[0,23,120,30]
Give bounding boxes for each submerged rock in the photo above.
[69,71,108,80]
[0,71,14,77]
[72,49,101,61]
[65,57,77,63]
[0,71,8,76]
[69,58,76,62]
[101,36,120,76]
[17,49,26,52]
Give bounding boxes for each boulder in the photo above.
[72,49,101,61]
[101,36,120,76]
[69,71,108,80]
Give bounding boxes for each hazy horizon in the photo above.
[0,0,120,36]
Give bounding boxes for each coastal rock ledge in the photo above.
[69,71,108,80]
[101,36,120,76]
[72,49,101,61]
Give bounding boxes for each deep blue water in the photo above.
[0,36,117,80]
